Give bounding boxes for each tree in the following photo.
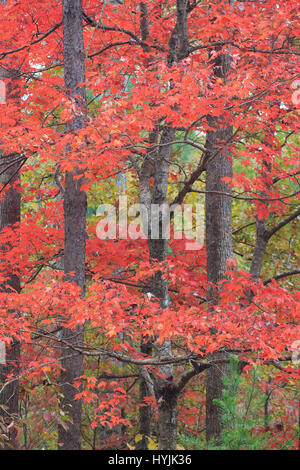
[58,0,87,450]
[0,0,298,450]
[0,58,21,449]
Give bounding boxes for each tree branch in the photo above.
[263,269,300,285]
[266,207,300,239]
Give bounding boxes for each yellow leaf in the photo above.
[147,437,158,450]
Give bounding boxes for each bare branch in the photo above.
[266,207,300,239]
[263,269,300,285]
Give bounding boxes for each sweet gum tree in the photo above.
[0,0,299,450]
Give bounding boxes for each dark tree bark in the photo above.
[148,128,178,451]
[205,51,233,443]
[138,340,152,449]
[139,127,177,450]
[137,5,154,448]
[58,0,87,450]
[0,62,21,449]
[205,123,233,289]
[0,154,21,449]
[138,1,190,450]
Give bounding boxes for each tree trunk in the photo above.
[0,153,21,449]
[0,58,21,449]
[137,1,187,449]
[138,339,152,449]
[137,1,189,450]
[139,126,178,450]
[58,0,87,450]
[205,50,233,442]
[150,129,178,450]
